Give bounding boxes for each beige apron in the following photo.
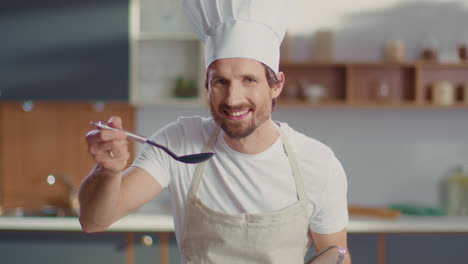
[182,124,309,264]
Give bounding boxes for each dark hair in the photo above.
[205,62,281,108]
[262,63,281,108]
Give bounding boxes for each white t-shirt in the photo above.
[132,116,348,247]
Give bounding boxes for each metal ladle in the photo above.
[91,121,215,164]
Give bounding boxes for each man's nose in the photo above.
[224,83,244,106]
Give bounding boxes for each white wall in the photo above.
[135,106,468,209]
[286,0,468,62]
[134,0,468,212]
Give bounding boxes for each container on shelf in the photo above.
[312,29,334,62]
[383,40,405,62]
[302,82,326,103]
[420,37,439,62]
[432,81,455,105]
[446,165,468,216]
[458,44,467,61]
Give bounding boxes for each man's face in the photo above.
[207,58,282,139]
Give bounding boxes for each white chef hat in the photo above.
[182,0,287,73]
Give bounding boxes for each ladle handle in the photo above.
[91,122,147,144]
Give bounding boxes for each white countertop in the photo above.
[1,214,468,233]
[348,216,468,233]
[0,214,174,232]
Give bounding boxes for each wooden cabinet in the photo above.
[0,101,135,211]
[279,62,468,108]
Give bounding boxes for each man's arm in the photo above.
[310,228,351,264]
[78,116,163,233]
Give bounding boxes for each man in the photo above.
[79,0,350,263]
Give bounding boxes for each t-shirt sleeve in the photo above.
[131,124,174,189]
[309,153,349,234]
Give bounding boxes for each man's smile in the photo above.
[225,109,252,120]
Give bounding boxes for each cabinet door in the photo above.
[386,234,468,263]
[347,234,379,264]
[134,232,181,264]
[0,1,128,100]
[0,232,126,264]
[0,101,134,210]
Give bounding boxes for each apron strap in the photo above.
[277,125,307,202]
[187,125,221,199]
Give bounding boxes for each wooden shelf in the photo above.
[278,99,468,109]
[415,62,468,68]
[130,97,206,108]
[280,61,468,108]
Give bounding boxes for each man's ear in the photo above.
[271,71,285,99]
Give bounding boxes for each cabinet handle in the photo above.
[141,234,153,247]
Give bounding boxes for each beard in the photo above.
[209,101,272,139]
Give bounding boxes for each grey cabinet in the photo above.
[386,234,468,263]
[0,231,181,264]
[0,232,126,264]
[348,233,468,264]
[133,232,181,264]
[1,1,129,100]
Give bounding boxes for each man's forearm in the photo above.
[78,165,123,233]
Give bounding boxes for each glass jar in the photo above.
[447,166,468,216]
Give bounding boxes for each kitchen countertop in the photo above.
[0,214,174,232]
[1,214,468,233]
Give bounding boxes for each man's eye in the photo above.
[245,78,256,83]
[213,79,226,85]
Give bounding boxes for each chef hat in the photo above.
[182,0,287,73]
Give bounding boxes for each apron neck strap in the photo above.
[187,125,220,199]
[277,125,306,201]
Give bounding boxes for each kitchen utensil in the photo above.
[305,245,346,264]
[388,204,446,216]
[348,205,401,219]
[91,121,215,164]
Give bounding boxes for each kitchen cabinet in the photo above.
[279,61,468,108]
[0,231,181,264]
[133,232,181,264]
[347,233,468,264]
[0,101,135,212]
[3,215,468,264]
[0,231,127,264]
[130,0,206,107]
[0,1,129,100]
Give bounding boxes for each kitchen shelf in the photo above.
[129,0,205,107]
[136,32,197,41]
[130,0,468,109]
[280,61,468,108]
